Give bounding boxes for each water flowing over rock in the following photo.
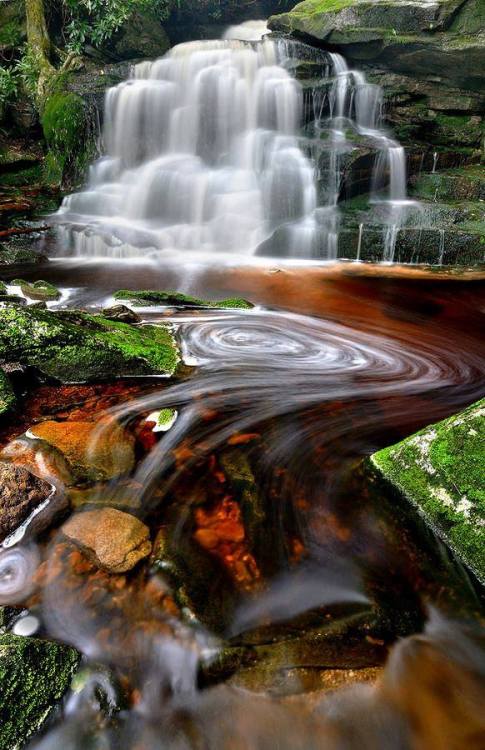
[28,420,136,484]
[62,508,152,573]
[55,21,416,262]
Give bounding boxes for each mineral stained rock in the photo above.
[28,420,135,483]
[62,508,152,573]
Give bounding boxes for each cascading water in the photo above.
[55,21,415,263]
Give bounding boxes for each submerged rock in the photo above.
[28,420,135,483]
[0,634,79,749]
[0,461,53,542]
[114,289,254,309]
[369,398,485,583]
[62,508,152,573]
[0,304,179,383]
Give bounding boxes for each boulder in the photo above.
[62,508,152,573]
[0,634,79,750]
[0,304,180,382]
[0,461,53,542]
[369,399,485,583]
[28,420,135,483]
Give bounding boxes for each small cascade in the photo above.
[55,21,419,263]
[438,228,445,265]
[432,152,439,173]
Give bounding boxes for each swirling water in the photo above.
[1,267,484,748]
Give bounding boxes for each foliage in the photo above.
[0,66,17,108]
[14,45,41,101]
[62,0,177,53]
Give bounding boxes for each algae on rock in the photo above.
[369,399,485,583]
[114,290,254,309]
[0,304,180,383]
[0,634,79,750]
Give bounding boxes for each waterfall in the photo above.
[55,21,415,263]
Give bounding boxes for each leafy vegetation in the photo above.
[62,0,177,53]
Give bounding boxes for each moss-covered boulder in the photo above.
[13,279,61,302]
[410,166,485,202]
[0,634,79,750]
[369,399,485,583]
[0,304,179,383]
[114,289,254,309]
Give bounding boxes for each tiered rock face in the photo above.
[269,0,484,155]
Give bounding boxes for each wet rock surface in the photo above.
[0,461,53,542]
[62,508,152,573]
[0,304,180,384]
[29,420,136,484]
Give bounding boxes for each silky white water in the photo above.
[56,21,413,261]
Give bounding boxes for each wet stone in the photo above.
[28,420,135,483]
[62,507,152,573]
[0,461,52,542]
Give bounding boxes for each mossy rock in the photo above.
[41,92,95,187]
[411,166,485,202]
[0,634,79,750]
[114,289,254,309]
[18,280,61,302]
[369,399,485,583]
[0,369,15,418]
[0,304,179,383]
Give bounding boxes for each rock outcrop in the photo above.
[269,0,484,155]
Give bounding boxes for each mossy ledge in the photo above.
[114,290,254,309]
[368,399,485,583]
[0,634,79,750]
[0,303,180,386]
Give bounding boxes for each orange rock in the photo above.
[29,420,135,483]
[62,508,151,573]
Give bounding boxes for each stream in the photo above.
[0,19,484,750]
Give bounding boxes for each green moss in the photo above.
[19,280,61,301]
[370,399,485,582]
[0,304,180,382]
[0,634,79,750]
[0,369,15,418]
[41,92,92,186]
[114,289,254,309]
